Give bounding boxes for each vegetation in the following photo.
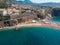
[0,3,8,8]
[53,8,60,16]
[0,0,17,8]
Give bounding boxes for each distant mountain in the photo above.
[18,1,42,7]
[8,0,17,4]
[39,2,60,7]
[17,0,34,5]
[17,0,60,7]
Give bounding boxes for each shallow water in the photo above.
[52,16,60,22]
[0,27,60,45]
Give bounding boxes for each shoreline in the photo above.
[0,21,60,31]
[0,23,42,30]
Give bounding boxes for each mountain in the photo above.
[8,0,17,4]
[39,2,60,7]
[17,0,60,7]
[17,0,34,5]
[17,0,41,7]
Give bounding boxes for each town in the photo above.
[0,0,60,30]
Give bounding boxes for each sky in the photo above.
[17,0,60,3]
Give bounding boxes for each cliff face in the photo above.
[52,8,60,16]
[17,0,37,6]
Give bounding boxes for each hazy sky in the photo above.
[17,0,60,3]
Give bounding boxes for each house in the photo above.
[20,13,37,23]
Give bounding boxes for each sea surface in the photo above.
[0,16,60,45]
[51,16,60,22]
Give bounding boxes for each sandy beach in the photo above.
[12,21,60,29]
[42,22,60,29]
[0,21,60,30]
[0,22,42,30]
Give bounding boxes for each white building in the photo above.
[3,10,8,16]
[0,9,7,16]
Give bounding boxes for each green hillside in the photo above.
[0,0,17,8]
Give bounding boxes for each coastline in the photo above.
[0,22,42,30]
[0,21,60,31]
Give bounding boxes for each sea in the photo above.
[51,16,60,22]
[0,16,60,45]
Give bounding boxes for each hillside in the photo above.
[17,0,33,5]
[0,0,17,4]
[17,0,60,7]
[0,0,17,8]
[39,2,60,7]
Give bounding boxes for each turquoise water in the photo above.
[52,16,60,22]
[0,16,60,45]
[0,27,60,45]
